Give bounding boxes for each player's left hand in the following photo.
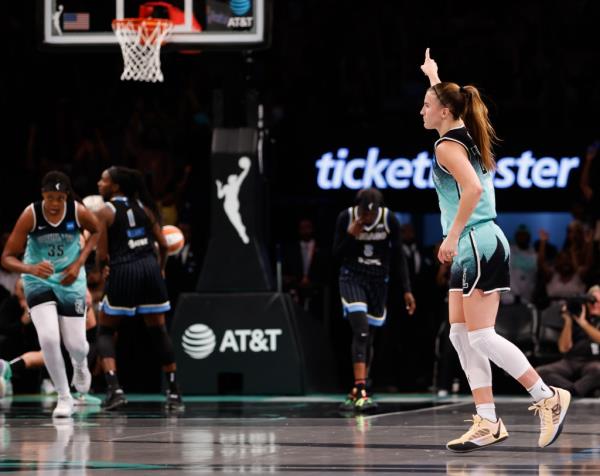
[438,235,458,263]
[404,292,416,316]
[61,261,81,285]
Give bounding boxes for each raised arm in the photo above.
[236,164,251,187]
[420,48,441,86]
[580,142,597,201]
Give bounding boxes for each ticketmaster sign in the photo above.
[316,148,580,190]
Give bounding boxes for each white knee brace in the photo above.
[448,323,492,390]
[468,327,531,380]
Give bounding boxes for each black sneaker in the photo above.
[102,388,127,410]
[339,387,359,412]
[165,391,185,412]
[354,388,377,412]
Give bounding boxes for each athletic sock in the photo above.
[166,371,179,394]
[527,378,554,402]
[475,403,497,422]
[105,370,121,390]
[9,357,26,375]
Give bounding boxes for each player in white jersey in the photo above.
[420,49,570,451]
[1,171,100,417]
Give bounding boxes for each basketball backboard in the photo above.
[42,0,267,48]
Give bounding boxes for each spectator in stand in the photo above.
[580,140,600,243]
[503,224,538,304]
[562,220,594,284]
[282,218,328,315]
[538,230,586,299]
[535,285,600,397]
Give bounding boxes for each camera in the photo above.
[563,295,596,316]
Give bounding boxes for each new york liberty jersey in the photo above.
[22,200,86,315]
[432,127,511,295]
[432,126,496,236]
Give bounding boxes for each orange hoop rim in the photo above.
[112,18,173,31]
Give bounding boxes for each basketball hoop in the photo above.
[112,18,173,83]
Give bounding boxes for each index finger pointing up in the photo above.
[425,47,430,59]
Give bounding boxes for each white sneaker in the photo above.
[53,394,74,418]
[71,361,91,394]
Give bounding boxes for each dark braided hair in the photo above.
[107,166,161,222]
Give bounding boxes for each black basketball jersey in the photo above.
[106,196,155,265]
[333,207,411,292]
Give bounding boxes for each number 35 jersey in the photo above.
[23,200,84,287]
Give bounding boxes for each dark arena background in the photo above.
[1,1,600,474]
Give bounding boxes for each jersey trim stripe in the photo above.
[434,137,471,175]
[383,208,391,233]
[101,296,136,316]
[364,207,383,232]
[366,309,387,327]
[483,287,511,294]
[137,302,171,314]
[28,203,36,232]
[41,200,67,228]
[466,229,482,297]
[101,296,171,316]
[74,202,82,228]
[341,297,368,314]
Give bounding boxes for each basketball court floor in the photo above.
[1,394,599,475]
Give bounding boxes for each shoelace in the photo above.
[528,402,550,431]
[460,416,484,439]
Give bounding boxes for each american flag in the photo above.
[63,12,90,31]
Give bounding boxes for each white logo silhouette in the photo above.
[182,324,217,359]
[53,4,64,36]
[216,156,251,244]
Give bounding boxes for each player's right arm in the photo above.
[145,206,168,274]
[420,48,441,86]
[1,206,54,278]
[95,204,114,271]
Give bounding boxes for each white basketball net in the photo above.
[112,19,173,83]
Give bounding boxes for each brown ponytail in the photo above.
[431,82,500,171]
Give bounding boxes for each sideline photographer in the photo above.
[536,285,600,397]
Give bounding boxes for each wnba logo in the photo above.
[182,324,217,359]
[230,0,251,16]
